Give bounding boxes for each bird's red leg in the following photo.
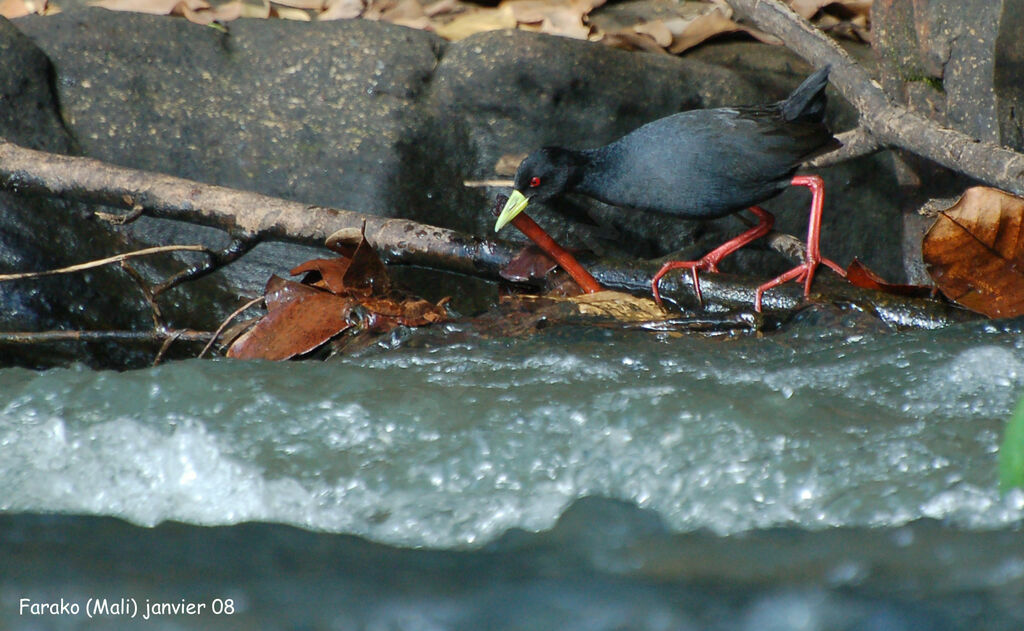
[754,175,846,312]
[652,206,774,307]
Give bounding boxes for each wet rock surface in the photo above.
[0,8,923,365]
[0,17,154,367]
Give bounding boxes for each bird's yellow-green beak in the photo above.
[494,190,529,232]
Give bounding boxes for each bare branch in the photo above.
[805,127,880,168]
[728,0,1024,194]
[0,140,517,279]
[0,329,213,343]
[152,235,260,297]
[0,140,974,329]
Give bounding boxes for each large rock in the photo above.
[0,17,156,367]
[14,10,450,221]
[0,9,906,364]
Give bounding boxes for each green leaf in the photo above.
[999,396,1024,492]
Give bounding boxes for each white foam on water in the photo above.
[2,323,1023,547]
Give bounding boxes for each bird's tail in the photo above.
[780,65,831,123]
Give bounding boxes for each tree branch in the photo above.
[728,0,1024,195]
[0,140,973,329]
[0,244,209,281]
[0,141,516,279]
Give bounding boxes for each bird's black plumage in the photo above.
[506,66,836,222]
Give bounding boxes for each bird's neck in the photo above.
[574,147,613,198]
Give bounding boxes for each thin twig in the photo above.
[805,127,881,168]
[0,244,210,282]
[199,295,265,359]
[152,235,260,297]
[464,179,514,188]
[0,329,213,343]
[119,259,163,327]
[153,329,183,366]
[95,204,144,225]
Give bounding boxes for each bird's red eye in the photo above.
[529,176,541,188]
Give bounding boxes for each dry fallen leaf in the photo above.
[274,0,323,9]
[228,230,447,360]
[845,258,935,299]
[271,4,312,19]
[506,0,604,40]
[290,257,352,295]
[602,30,670,54]
[89,0,200,15]
[665,6,781,54]
[0,0,41,18]
[90,0,245,23]
[571,290,667,321]
[500,245,559,283]
[431,4,517,40]
[181,0,242,23]
[922,186,1024,318]
[264,274,323,310]
[241,0,271,18]
[633,19,673,47]
[227,291,353,360]
[319,0,363,20]
[788,0,872,20]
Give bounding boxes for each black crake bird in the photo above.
[494,66,846,311]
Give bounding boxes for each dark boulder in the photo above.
[0,9,909,368]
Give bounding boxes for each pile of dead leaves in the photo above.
[1,0,873,54]
[225,228,448,360]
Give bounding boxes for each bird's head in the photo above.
[494,147,582,232]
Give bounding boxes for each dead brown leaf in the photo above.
[0,0,41,18]
[274,0,323,10]
[365,0,429,27]
[341,233,392,295]
[923,186,1024,318]
[571,290,667,321]
[362,296,448,325]
[505,0,603,40]
[264,275,323,309]
[89,0,199,14]
[633,19,672,47]
[319,226,392,295]
[227,291,353,360]
[319,0,363,20]
[90,0,244,23]
[290,257,352,294]
[228,231,447,360]
[181,0,242,23]
[665,7,781,54]
[270,4,312,19]
[845,258,935,299]
[431,5,517,40]
[241,0,271,18]
[422,0,456,17]
[500,245,559,283]
[788,0,872,20]
[602,30,670,54]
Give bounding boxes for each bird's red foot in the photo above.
[753,175,845,313]
[651,206,774,307]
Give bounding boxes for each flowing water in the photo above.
[2,314,1024,629]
